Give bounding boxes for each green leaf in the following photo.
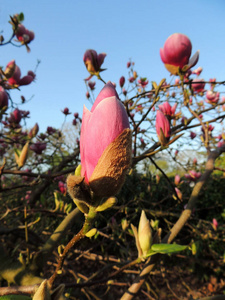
[17,12,25,22]
[151,243,187,254]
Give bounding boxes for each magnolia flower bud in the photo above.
[0,87,8,110]
[131,210,152,258]
[160,33,199,74]
[80,82,132,197]
[119,76,125,88]
[83,49,106,77]
[14,141,29,168]
[138,210,152,256]
[155,110,171,146]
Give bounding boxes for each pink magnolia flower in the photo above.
[160,33,199,74]
[58,181,67,195]
[80,81,132,196]
[192,67,203,76]
[138,78,149,88]
[155,110,171,145]
[7,61,35,86]
[184,170,201,182]
[30,142,46,154]
[205,90,220,104]
[18,71,35,86]
[0,87,8,110]
[158,102,177,119]
[83,49,106,80]
[8,108,22,124]
[16,24,35,44]
[191,78,205,93]
[119,76,125,88]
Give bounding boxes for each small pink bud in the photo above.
[127,62,131,68]
[212,218,218,230]
[122,88,127,96]
[119,76,125,88]
[155,110,171,145]
[58,181,67,195]
[192,67,203,76]
[88,81,96,90]
[190,131,196,139]
[175,187,182,201]
[62,107,71,115]
[83,49,106,77]
[174,175,181,186]
[0,87,8,110]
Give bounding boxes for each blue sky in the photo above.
[1,0,225,133]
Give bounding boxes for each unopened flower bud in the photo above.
[138,210,152,256]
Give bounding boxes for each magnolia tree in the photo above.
[0,13,225,300]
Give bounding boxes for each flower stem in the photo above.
[48,207,97,288]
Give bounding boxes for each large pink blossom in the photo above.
[160,33,199,74]
[80,82,130,183]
